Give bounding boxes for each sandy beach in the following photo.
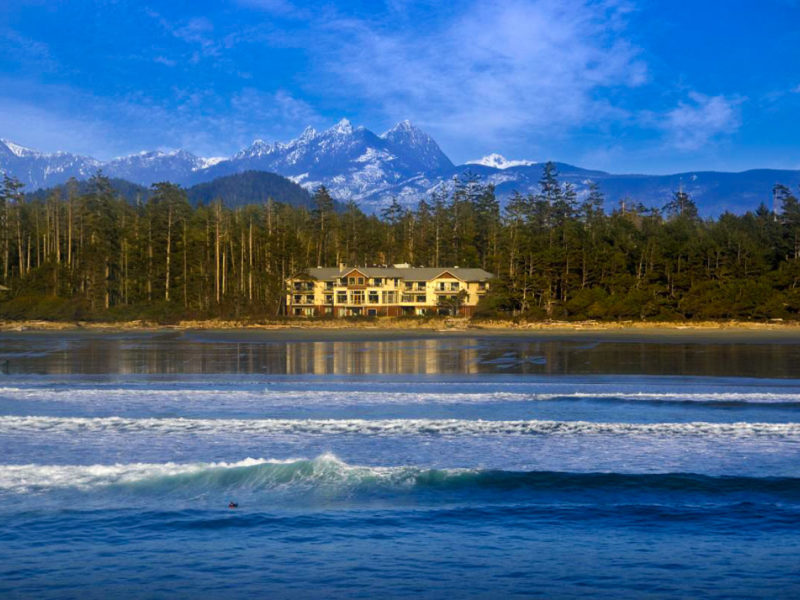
[2,317,800,343]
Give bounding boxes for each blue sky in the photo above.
[0,0,798,173]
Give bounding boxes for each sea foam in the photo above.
[3,454,800,498]
[2,415,799,437]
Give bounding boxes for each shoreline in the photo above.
[2,317,800,336]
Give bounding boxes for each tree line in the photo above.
[1,164,800,322]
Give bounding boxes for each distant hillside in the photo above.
[186,170,313,208]
[24,171,319,210]
[25,178,151,204]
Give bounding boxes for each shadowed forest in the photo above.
[1,163,800,322]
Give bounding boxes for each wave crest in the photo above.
[3,454,800,499]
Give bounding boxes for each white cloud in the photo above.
[0,78,323,159]
[233,0,307,17]
[314,0,646,154]
[658,92,742,151]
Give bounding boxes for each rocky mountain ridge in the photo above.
[3,121,800,215]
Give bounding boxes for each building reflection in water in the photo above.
[4,334,800,378]
[286,340,481,375]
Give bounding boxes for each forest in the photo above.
[1,163,800,323]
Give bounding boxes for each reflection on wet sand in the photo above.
[2,332,800,378]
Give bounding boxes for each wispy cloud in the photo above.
[233,0,308,18]
[0,28,57,72]
[0,76,323,159]
[314,0,646,154]
[657,92,742,151]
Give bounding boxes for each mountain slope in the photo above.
[3,123,800,216]
[25,171,316,210]
[186,171,313,208]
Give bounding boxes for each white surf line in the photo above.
[2,387,800,405]
[1,416,799,437]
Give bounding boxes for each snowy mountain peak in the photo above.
[237,139,273,159]
[466,153,536,170]
[299,126,317,140]
[381,119,419,136]
[199,156,226,169]
[380,120,453,173]
[330,118,353,135]
[1,138,39,158]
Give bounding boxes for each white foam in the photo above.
[2,416,798,438]
[2,386,800,408]
[0,454,409,495]
[0,457,272,494]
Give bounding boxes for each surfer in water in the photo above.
[228,501,238,509]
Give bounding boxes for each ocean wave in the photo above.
[2,454,800,498]
[2,416,799,437]
[3,386,800,406]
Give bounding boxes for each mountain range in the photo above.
[3,119,800,215]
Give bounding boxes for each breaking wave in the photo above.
[2,415,799,437]
[3,454,800,499]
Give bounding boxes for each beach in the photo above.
[1,329,800,598]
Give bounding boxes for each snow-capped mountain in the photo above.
[200,118,454,201]
[466,153,536,169]
[104,150,208,185]
[3,122,800,216]
[0,138,101,188]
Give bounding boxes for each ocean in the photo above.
[0,330,799,598]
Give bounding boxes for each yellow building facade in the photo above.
[286,265,493,317]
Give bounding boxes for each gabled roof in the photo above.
[341,267,369,279]
[298,266,494,282]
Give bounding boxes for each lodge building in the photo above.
[286,265,493,317]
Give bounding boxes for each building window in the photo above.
[357,277,365,285]
[293,295,302,304]
[306,295,314,303]
[367,308,377,317]
[416,295,426,303]
[368,291,379,303]
[382,291,396,304]
[401,294,414,303]
[325,295,333,304]
[336,292,347,304]
[450,282,460,291]
[372,278,382,287]
[325,281,334,290]
[352,291,364,305]
[348,276,355,285]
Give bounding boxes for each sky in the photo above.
[0,0,799,173]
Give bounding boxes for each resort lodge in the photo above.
[286,265,493,317]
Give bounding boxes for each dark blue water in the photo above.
[1,331,799,598]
